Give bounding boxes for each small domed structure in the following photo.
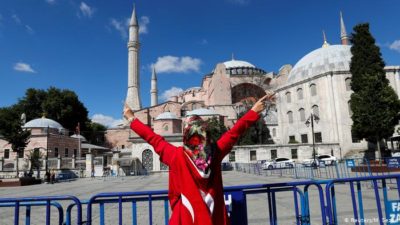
[155,112,179,120]
[186,108,219,116]
[287,45,352,85]
[222,59,266,76]
[70,134,88,142]
[23,117,64,130]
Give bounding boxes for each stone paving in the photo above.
[0,171,398,224]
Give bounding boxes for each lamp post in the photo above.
[305,113,319,168]
[45,126,49,173]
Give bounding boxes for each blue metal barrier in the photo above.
[85,189,169,225]
[325,174,400,225]
[0,195,82,225]
[2,174,400,225]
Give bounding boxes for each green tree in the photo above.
[349,23,400,160]
[18,87,90,134]
[26,149,44,177]
[0,87,102,145]
[84,122,107,146]
[0,106,31,176]
[206,117,227,143]
[236,110,273,145]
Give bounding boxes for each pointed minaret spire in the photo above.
[125,4,141,111]
[322,30,330,48]
[150,66,158,106]
[231,53,235,61]
[340,11,349,45]
[130,4,138,26]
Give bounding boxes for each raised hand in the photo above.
[123,103,135,122]
[251,92,276,114]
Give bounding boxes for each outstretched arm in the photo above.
[124,104,176,165]
[216,93,276,158]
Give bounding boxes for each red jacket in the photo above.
[130,110,260,225]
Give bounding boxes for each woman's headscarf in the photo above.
[183,115,213,172]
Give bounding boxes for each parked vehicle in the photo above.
[221,162,233,171]
[317,154,337,165]
[302,158,323,167]
[392,152,400,157]
[262,158,295,170]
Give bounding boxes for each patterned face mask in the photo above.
[183,115,212,172]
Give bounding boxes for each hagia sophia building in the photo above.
[104,6,400,173]
[2,6,399,176]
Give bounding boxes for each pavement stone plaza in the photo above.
[0,171,399,224]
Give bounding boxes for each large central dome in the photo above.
[287,45,352,84]
[223,59,255,69]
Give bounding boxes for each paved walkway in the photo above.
[0,171,398,224]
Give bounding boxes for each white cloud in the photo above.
[389,40,400,53]
[110,18,127,38]
[160,87,184,101]
[12,14,21,24]
[152,56,202,74]
[200,39,208,45]
[91,114,124,128]
[79,2,94,18]
[25,25,34,34]
[138,16,150,34]
[14,62,36,73]
[226,0,250,4]
[45,0,56,4]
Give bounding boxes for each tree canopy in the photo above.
[0,87,106,145]
[349,23,400,150]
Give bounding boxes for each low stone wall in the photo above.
[0,177,41,187]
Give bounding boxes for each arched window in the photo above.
[299,108,306,122]
[348,101,353,116]
[287,111,293,124]
[297,88,303,100]
[163,124,169,131]
[160,162,168,170]
[345,78,351,91]
[312,105,319,117]
[286,92,291,103]
[142,149,153,172]
[310,84,317,96]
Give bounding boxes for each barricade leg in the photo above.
[132,201,137,225]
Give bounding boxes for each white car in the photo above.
[302,158,321,167]
[262,157,295,170]
[317,154,337,165]
[392,152,400,157]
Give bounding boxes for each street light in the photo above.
[305,113,320,168]
[45,126,49,173]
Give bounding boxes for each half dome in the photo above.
[287,45,352,84]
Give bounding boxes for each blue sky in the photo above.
[0,0,399,127]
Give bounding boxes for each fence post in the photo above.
[334,161,340,179]
[225,190,248,225]
[86,153,93,177]
[0,157,3,171]
[57,156,61,169]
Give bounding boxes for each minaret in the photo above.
[150,66,158,106]
[125,5,141,110]
[322,30,330,48]
[340,11,349,45]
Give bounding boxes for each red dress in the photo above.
[130,110,260,225]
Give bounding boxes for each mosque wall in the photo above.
[230,143,341,163]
